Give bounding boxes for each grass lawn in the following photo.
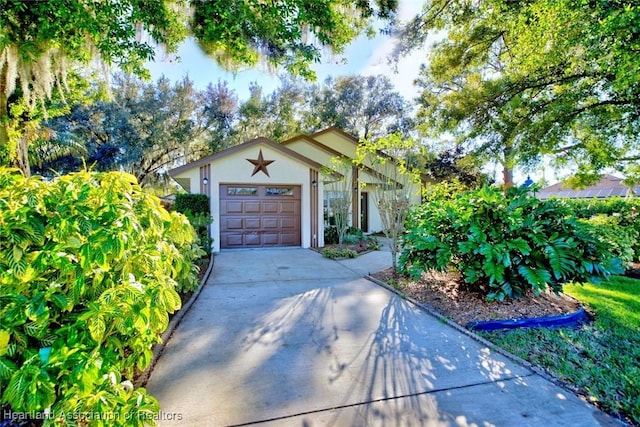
[479,276,640,425]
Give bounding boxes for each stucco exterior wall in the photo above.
[312,132,358,158]
[284,140,335,167]
[174,144,314,253]
[360,182,422,234]
[169,129,424,252]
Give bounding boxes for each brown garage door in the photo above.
[220,184,301,248]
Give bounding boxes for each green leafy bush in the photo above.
[563,197,638,223]
[563,197,639,261]
[324,226,339,245]
[181,211,213,255]
[581,215,639,265]
[174,193,210,216]
[366,236,381,251]
[343,227,365,245]
[401,186,623,301]
[321,248,358,259]
[174,194,213,254]
[421,179,473,203]
[0,168,203,425]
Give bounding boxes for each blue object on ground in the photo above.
[466,307,590,331]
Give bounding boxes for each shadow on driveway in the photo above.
[146,249,615,427]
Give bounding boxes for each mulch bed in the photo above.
[370,268,583,327]
[373,260,640,328]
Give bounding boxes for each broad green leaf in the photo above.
[67,235,82,248]
[518,265,552,287]
[12,245,23,263]
[88,315,106,343]
[25,295,49,322]
[49,293,71,311]
[18,266,37,283]
[506,238,531,255]
[136,348,153,371]
[0,357,17,380]
[24,321,47,339]
[0,330,10,356]
[158,287,181,313]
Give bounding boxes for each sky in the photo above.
[146,2,426,102]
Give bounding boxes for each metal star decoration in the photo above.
[246,149,274,177]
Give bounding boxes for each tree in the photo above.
[357,133,421,278]
[421,145,490,188]
[303,74,414,139]
[200,80,240,153]
[37,74,213,187]
[232,74,416,145]
[0,0,398,175]
[235,78,306,143]
[402,0,640,188]
[321,157,355,247]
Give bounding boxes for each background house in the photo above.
[536,174,640,200]
[169,127,422,252]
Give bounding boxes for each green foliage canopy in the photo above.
[302,74,414,139]
[0,168,203,422]
[190,0,396,79]
[174,193,210,216]
[0,0,398,173]
[404,0,640,186]
[36,72,417,182]
[37,74,219,185]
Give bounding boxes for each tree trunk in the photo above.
[502,165,514,189]
[502,144,514,191]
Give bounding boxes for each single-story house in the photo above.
[169,127,422,252]
[536,174,640,200]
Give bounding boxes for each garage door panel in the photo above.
[262,217,279,229]
[245,234,261,245]
[262,234,279,245]
[280,217,297,229]
[225,218,243,229]
[225,234,244,246]
[224,201,244,214]
[244,202,261,213]
[262,202,279,213]
[244,218,261,229]
[279,201,299,214]
[220,184,301,249]
[280,232,299,245]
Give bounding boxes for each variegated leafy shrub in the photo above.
[0,168,203,425]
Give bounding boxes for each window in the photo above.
[227,187,257,196]
[266,187,293,196]
[324,191,350,226]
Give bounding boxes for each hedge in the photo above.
[0,168,203,425]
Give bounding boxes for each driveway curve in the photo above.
[146,248,618,427]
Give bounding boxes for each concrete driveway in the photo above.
[146,248,617,426]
